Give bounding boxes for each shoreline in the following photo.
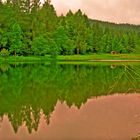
[0,54,140,63]
[88,60,140,62]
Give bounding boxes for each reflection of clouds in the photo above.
[1,94,140,140]
[51,0,140,24]
[0,117,3,127]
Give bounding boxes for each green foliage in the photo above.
[0,48,9,58]
[9,23,23,55]
[49,40,58,58]
[53,26,69,55]
[0,0,140,56]
[32,35,49,55]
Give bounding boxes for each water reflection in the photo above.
[0,62,140,139]
[1,94,140,140]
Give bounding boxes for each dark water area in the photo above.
[0,62,140,140]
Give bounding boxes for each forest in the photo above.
[0,0,140,57]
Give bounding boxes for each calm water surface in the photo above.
[0,62,140,140]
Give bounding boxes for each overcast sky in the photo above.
[50,0,140,24]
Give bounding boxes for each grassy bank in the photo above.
[57,54,140,61]
[0,54,140,62]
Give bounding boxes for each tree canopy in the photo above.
[0,0,140,56]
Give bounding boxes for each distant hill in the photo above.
[90,19,140,33]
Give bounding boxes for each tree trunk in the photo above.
[14,51,16,56]
[77,48,80,55]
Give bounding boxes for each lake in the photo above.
[0,62,140,140]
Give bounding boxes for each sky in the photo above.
[50,0,140,25]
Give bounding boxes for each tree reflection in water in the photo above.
[0,62,140,133]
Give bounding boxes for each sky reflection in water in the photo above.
[0,62,140,140]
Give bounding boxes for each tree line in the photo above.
[0,0,140,57]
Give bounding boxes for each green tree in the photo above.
[53,26,69,55]
[9,23,23,56]
[32,35,49,55]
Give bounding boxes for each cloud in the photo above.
[51,0,140,24]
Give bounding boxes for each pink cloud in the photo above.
[51,0,140,24]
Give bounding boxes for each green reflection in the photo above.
[0,63,140,133]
